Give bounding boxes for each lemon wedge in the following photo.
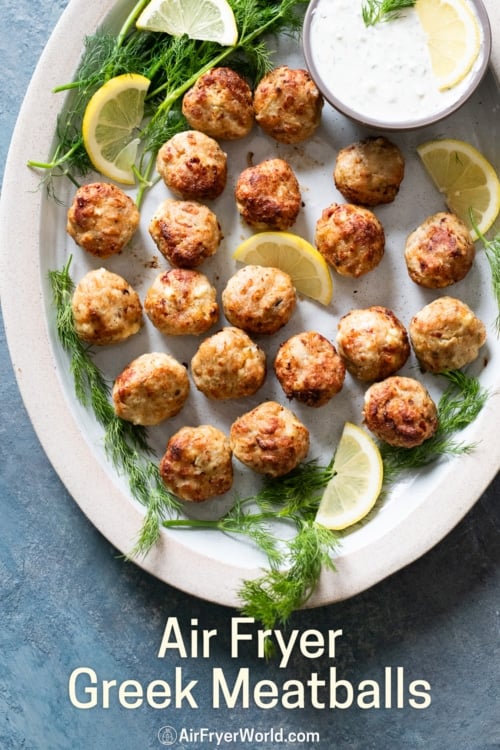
[417,138,500,240]
[136,0,238,46]
[232,231,333,305]
[315,423,383,531]
[416,0,481,90]
[82,73,150,185]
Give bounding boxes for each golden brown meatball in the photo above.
[336,306,410,381]
[409,296,487,373]
[144,268,219,336]
[66,182,140,258]
[182,67,254,140]
[405,212,475,289]
[363,376,438,448]
[334,137,405,206]
[191,326,266,399]
[156,130,227,200]
[222,265,296,335]
[315,203,385,277]
[235,158,301,230]
[71,268,143,346]
[230,401,309,477]
[149,199,223,268]
[274,331,345,407]
[112,352,189,426]
[160,425,233,502]
[253,65,323,144]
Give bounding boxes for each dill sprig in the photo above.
[362,0,416,26]
[381,369,488,484]
[472,219,500,333]
[48,257,182,553]
[28,0,308,204]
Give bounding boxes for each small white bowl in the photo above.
[302,0,492,131]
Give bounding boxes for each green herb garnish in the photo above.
[28,0,308,205]
[362,0,416,26]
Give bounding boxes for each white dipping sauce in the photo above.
[308,0,482,125]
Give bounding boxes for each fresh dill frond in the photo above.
[381,369,488,484]
[471,218,500,333]
[239,521,338,643]
[362,0,416,26]
[49,258,181,553]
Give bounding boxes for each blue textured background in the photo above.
[1,2,499,748]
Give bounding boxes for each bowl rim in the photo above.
[302,0,492,131]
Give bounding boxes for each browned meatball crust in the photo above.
[156,130,227,200]
[191,327,266,400]
[182,67,254,140]
[409,296,487,373]
[112,352,189,426]
[230,401,310,477]
[222,265,296,335]
[253,65,323,144]
[160,425,233,502]
[315,203,385,277]
[336,306,410,381]
[363,376,438,448]
[67,182,140,258]
[144,268,219,336]
[405,212,475,289]
[149,199,223,268]
[334,137,405,206]
[71,268,143,346]
[274,331,346,407]
[235,158,301,230]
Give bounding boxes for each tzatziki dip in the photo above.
[304,0,484,127]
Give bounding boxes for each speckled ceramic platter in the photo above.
[1,0,499,607]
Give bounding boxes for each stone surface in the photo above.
[1,2,499,748]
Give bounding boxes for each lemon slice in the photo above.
[82,73,150,185]
[315,423,383,531]
[416,0,481,90]
[136,0,238,46]
[233,231,333,305]
[417,138,500,240]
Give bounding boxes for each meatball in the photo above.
[253,65,323,144]
[71,268,143,346]
[334,137,405,206]
[144,268,219,336]
[191,327,266,400]
[409,296,487,373]
[222,265,296,335]
[235,158,301,230]
[336,306,410,381]
[149,199,223,268]
[405,212,475,288]
[182,67,254,140]
[112,352,189,426]
[274,331,345,407]
[363,376,438,448]
[66,182,140,258]
[230,401,310,477]
[160,425,233,502]
[156,130,227,200]
[315,203,385,277]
